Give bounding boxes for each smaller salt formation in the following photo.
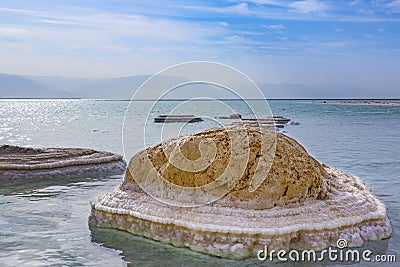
[89,124,392,259]
[0,145,126,180]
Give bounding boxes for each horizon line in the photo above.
[1,98,400,101]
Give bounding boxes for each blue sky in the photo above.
[0,0,399,97]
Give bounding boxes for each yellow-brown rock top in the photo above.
[125,124,327,209]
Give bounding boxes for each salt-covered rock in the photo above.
[0,145,126,180]
[89,124,392,259]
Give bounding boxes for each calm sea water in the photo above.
[0,99,399,266]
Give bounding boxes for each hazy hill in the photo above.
[25,75,151,99]
[73,75,149,99]
[1,72,327,99]
[0,73,71,98]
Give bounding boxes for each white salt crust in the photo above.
[0,161,126,180]
[0,145,126,180]
[89,166,393,259]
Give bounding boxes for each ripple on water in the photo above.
[0,173,124,266]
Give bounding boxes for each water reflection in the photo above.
[0,172,123,197]
[89,226,391,266]
[90,227,246,267]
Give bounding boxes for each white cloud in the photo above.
[0,7,235,77]
[387,0,400,7]
[182,1,398,22]
[229,3,250,14]
[182,3,250,15]
[224,35,248,43]
[263,24,285,30]
[385,0,400,12]
[332,26,344,32]
[0,7,42,16]
[363,34,375,38]
[289,0,329,14]
[1,8,224,44]
[219,21,229,27]
[228,0,283,6]
[350,0,360,6]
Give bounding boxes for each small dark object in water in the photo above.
[154,115,203,123]
[229,114,242,119]
[241,116,290,125]
[214,114,242,119]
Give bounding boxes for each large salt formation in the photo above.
[0,145,126,180]
[89,124,392,259]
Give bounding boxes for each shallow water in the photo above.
[0,99,399,266]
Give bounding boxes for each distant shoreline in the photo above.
[317,100,400,106]
[1,98,400,102]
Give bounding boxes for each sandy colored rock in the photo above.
[125,124,326,209]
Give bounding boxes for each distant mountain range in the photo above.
[0,73,72,98]
[0,72,327,99]
[0,73,150,99]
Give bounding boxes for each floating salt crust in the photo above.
[89,124,392,259]
[0,145,126,180]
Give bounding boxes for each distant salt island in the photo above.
[318,100,400,106]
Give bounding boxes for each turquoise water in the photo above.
[0,99,399,266]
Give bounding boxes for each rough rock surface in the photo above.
[89,124,392,259]
[125,124,327,209]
